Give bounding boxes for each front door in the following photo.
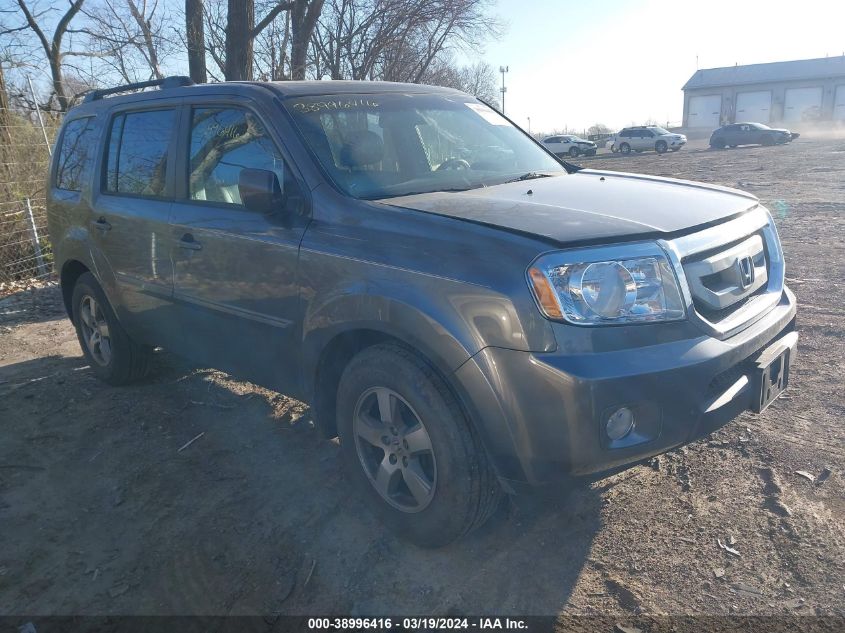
[169,104,310,395]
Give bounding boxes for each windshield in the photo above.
[751,123,771,130]
[649,127,671,135]
[284,93,565,199]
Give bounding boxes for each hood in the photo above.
[383,170,758,245]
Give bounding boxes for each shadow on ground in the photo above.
[0,353,601,616]
[0,283,66,328]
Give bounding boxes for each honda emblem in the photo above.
[737,256,755,290]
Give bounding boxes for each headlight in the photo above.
[527,243,686,325]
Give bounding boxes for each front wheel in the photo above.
[568,146,580,157]
[620,142,631,154]
[337,344,502,547]
[71,272,152,385]
[655,140,668,154]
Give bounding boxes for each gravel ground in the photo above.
[1,138,843,618]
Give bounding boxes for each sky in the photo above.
[470,0,845,134]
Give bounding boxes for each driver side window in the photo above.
[188,107,289,207]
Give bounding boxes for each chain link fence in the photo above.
[0,95,60,288]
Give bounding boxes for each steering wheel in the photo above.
[436,158,471,171]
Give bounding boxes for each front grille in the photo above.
[660,206,785,339]
[683,231,769,317]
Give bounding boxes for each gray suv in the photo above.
[48,77,797,547]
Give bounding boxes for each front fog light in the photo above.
[606,407,635,440]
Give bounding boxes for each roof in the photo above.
[265,80,462,97]
[683,56,845,91]
[70,78,463,114]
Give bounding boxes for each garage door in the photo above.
[687,95,721,128]
[736,91,771,123]
[833,85,845,121]
[784,87,823,123]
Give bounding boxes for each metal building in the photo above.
[682,56,845,128]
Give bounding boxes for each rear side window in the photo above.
[187,107,287,207]
[55,118,97,191]
[105,109,176,197]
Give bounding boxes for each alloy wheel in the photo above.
[353,386,437,513]
[79,295,112,366]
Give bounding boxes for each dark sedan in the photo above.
[710,122,799,149]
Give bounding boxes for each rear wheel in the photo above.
[568,146,580,157]
[337,343,502,547]
[655,140,668,154]
[620,142,631,154]
[71,272,152,385]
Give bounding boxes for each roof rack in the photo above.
[83,76,194,103]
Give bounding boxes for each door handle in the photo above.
[92,218,111,232]
[178,234,202,251]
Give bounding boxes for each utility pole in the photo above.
[527,116,531,134]
[499,65,509,115]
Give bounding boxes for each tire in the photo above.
[610,145,618,153]
[71,272,152,385]
[655,140,668,154]
[336,343,502,548]
[620,142,631,154]
[568,146,580,157]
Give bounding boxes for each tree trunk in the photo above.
[0,64,11,146]
[225,0,254,81]
[186,0,207,83]
[289,0,324,80]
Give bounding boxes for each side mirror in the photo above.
[238,168,284,214]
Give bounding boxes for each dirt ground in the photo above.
[1,138,844,618]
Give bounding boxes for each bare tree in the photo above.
[185,0,207,82]
[588,123,612,136]
[312,0,499,84]
[206,0,322,81]
[13,0,87,111]
[80,0,175,83]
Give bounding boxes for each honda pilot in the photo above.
[48,77,797,547]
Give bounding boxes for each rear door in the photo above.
[90,102,182,347]
[169,99,310,393]
[634,129,653,150]
[730,124,747,145]
[543,136,563,155]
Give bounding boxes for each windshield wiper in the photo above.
[367,185,485,200]
[504,172,554,183]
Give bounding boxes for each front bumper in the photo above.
[455,287,796,491]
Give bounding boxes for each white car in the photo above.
[610,126,687,154]
[542,135,597,157]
